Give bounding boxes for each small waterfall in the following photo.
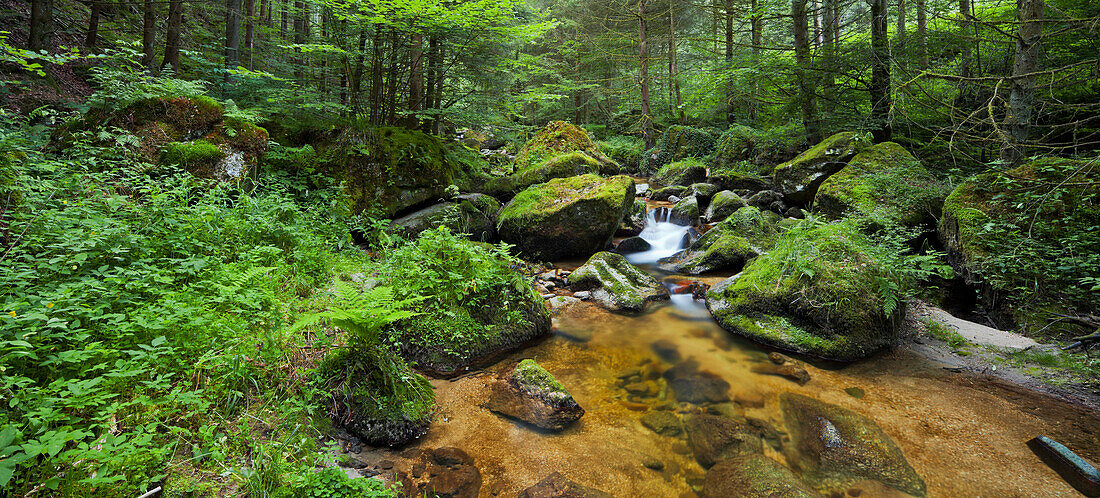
[625,207,692,265]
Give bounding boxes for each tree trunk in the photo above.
[822,0,837,115]
[29,0,54,51]
[897,0,906,39]
[350,28,367,115]
[280,0,288,38]
[792,0,822,143]
[244,0,255,69]
[1003,0,1044,163]
[917,0,927,68]
[431,42,444,134]
[870,0,892,142]
[812,0,822,47]
[408,33,424,126]
[750,0,762,122]
[226,0,242,80]
[142,0,156,69]
[640,0,654,149]
[385,29,400,125]
[369,27,384,125]
[669,0,683,123]
[424,36,438,132]
[85,0,101,49]
[959,0,971,78]
[724,0,734,124]
[162,0,184,71]
[293,1,306,83]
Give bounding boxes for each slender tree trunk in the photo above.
[244,0,255,69]
[897,0,906,39]
[226,0,242,80]
[639,0,654,149]
[917,0,927,68]
[669,0,683,123]
[408,33,424,126]
[822,0,837,115]
[142,0,156,69]
[85,0,101,48]
[812,0,822,47]
[959,0,971,78]
[724,0,734,124]
[350,28,367,115]
[280,0,288,38]
[793,0,822,143]
[424,36,437,132]
[750,0,762,122]
[385,29,400,125]
[29,0,54,51]
[1003,0,1044,163]
[431,42,444,134]
[162,0,184,71]
[870,0,892,142]
[369,27,384,125]
[293,1,306,83]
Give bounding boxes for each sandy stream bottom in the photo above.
[359,299,1099,497]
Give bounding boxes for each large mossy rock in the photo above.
[487,359,585,430]
[659,206,777,275]
[773,132,871,206]
[498,174,636,261]
[814,142,947,228]
[391,194,502,242]
[705,220,904,361]
[479,151,602,199]
[567,251,670,312]
[319,348,434,447]
[939,158,1099,333]
[651,158,707,187]
[379,229,552,378]
[704,190,747,222]
[781,393,926,497]
[645,125,718,173]
[56,96,268,181]
[513,121,616,173]
[702,455,819,498]
[669,195,700,225]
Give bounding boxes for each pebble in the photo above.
[642,455,664,470]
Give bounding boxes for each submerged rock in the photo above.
[773,131,871,206]
[706,220,904,361]
[704,190,747,222]
[640,411,683,437]
[662,360,731,404]
[518,472,612,498]
[702,454,819,498]
[659,206,778,275]
[568,252,670,313]
[781,393,926,497]
[685,414,764,468]
[488,359,584,430]
[497,174,635,261]
[415,447,482,498]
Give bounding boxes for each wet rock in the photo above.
[568,252,670,313]
[548,296,580,310]
[690,183,721,201]
[844,387,866,399]
[518,472,612,498]
[702,454,818,498]
[686,414,763,468]
[659,206,778,275]
[419,447,482,498]
[663,360,731,404]
[572,290,591,300]
[640,411,683,437]
[752,353,811,385]
[651,185,690,201]
[488,360,584,430]
[773,131,871,206]
[745,190,783,210]
[619,198,649,237]
[650,339,682,363]
[670,196,700,225]
[668,195,682,204]
[704,190,747,223]
[781,393,926,497]
[734,391,766,409]
[615,236,652,254]
[498,174,635,261]
[624,381,659,397]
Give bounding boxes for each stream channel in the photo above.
[356,202,1100,497]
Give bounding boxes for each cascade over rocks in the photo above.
[487,359,584,430]
[705,220,904,361]
[659,206,778,275]
[568,252,670,312]
[773,131,871,206]
[497,174,636,261]
[781,393,926,497]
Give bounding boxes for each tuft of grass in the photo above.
[923,318,971,351]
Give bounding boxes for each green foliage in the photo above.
[274,467,396,497]
[645,125,718,172]
[87,46,211,112]
[160,140,226,167]
[922,319,970,351]
[598,135,644,173]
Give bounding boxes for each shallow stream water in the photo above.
[360,209,1100,497]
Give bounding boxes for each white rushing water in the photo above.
[625,207,692,265]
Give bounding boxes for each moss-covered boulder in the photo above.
[379,229,552,378]
[814,142,947,228]
[704,190,747,222]
[651,158,707,187]
[568,251,670,312]
[939,158,1099,334]
[669,195,700,225]
[705,220,904,361]
[488,359,584,430]
[319,348,434,447]
[703,455,819,498]
[660,206,778,275]
[773,132,871,205]
[645,125,718,173]
[498,174,636,261]
[56,96,268,181]
[513,121,616,173]
[781,393,926,497]
[481,151,602,198]
[650,185,690,201]
[391,193,502,242]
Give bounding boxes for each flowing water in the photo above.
[359,208,1100,497]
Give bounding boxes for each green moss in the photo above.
[223,116,269,155]
[160,140,226,167]
[773,131,872,205]
[714,125,761,164]
[567,251,667,311]
[513,359,568,394]
[652,157,707,187]
[646,125,717,171]
[815,142,947,227]
[499,174,633,230]
[263,143,318,171]
[514,121,612,171]
[731,314,842,355]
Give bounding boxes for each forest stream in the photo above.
[349,204,1100,497]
